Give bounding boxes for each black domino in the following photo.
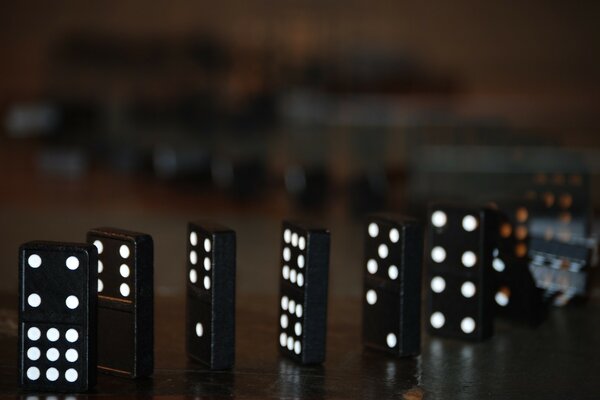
[426,206,496,341]
[18,241,97,392]
[492,204,545,325]
[87,227,154,378]
[362,215,423,356]
[278,221,330,364]
[186,221,236,369]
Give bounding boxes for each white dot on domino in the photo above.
[46,347,59,362]
[294,340,301,355]
[368,223,379,238]
[28,254,42,268]
[280,314,289,329]
[295,304,303,318]
[281,296,289,310]
[294,322,302,336]
[27,347,41,361]
[298,237,306,250]
[46,367,59,381]
[430,312,445,329]
[431,247,446,263]
[66,256,79,270]
[120,264,130,278]
[386,333,397,348]
[389,228,400,243]
[47,327,60,342]
[367,259,378,274]
[279,332,287,347]
[66,295,79,309]
[283,247,291,262]
[297,254,305,269]
[462,251,477,268]
[203,257,211,271]
[493,258,505,272]
[282,265,290,280]
[378,244,389,259]
[283,229,291,243]
[495,291,509,307]
[297,273,304,287]
[291,233,298,247]
[461,317,476,334]
[190,231,198,246]
[120,283,130,297]
[204,238,211,252]
[366,289,377,305]
[65,348,78,362]
[65,328,79,343]
[196,322,203,337]
[27,293,41,308]
[26,366,40,381]
[65,368,78,382]
[430,276,446,293]
[119,245,130,259]
[93,240,104,254]
[189,269,198,283]
[27,327,41,341]
[204,276,211,290]
[462,215,478,232]
[190,250,198,265]
[388,265,399,280]
[461,281,476,298]
[287,336,294,351]
[431,211,447,228]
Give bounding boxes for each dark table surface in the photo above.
[0,209,599,399]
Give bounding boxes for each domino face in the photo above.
[362,215,423,356]
[426,206,496,341]
[526,172,591,242]
[492,204,545,325]
[186,221,236,370]
[522,174,593,305]
[18,241,97,392]
[278,221,330,364]
[87,227,154,378]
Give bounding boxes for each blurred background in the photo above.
[1,1,599,299]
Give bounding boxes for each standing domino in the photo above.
[87,228,154,378]
[492,205,545,325]
[427,206,497,341]
[18,241,97,392]
[186,221,236,369]
[362,215,423,356]
[529,236,591,306]
[278,221,330,364]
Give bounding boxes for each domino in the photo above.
[87,227,154,378]
[278,221,330,364]
[362,215,423,356]
[529,236,591,306]
[186,221,236,369]
[526,172,591,242]
[492,205,545,325]
[18,241,97,392]
[426,206,496,341]
[522,173,594,305]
